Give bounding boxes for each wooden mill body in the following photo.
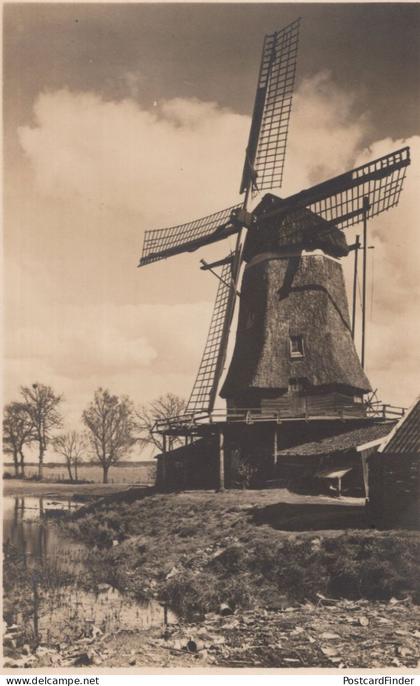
[221,195,371,418]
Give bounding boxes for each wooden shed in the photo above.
[272,421,394,496]
[362,397,420,529]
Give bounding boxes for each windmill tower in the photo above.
[139,19,410,488]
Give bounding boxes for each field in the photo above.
[3,461,156,485]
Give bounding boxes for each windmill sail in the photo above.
[139,203,241,267]
[260,146,411,241]
[240,18,300,195]
[186,260,237,414]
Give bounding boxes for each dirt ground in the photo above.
[100,599,420,669]
[7,598,420,670]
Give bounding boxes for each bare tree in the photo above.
[20,383,63,479]
[53,431,86,482]
[82,388,137,483]
[3,402,35,477]
[136,393,186,453]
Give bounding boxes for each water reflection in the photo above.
[3,496,85,572]
[3,495,177,638]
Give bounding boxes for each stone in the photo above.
[321,646,339,657]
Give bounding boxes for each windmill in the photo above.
[138,19,410,484]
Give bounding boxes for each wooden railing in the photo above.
[154,401,405,434]
[365,402,406,419]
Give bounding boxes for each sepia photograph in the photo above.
[3,1,420,673]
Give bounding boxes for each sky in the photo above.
[4,2,420,452]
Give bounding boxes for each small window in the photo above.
[289,335,304,358]
[288,378,303,394]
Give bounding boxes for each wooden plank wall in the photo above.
[367,453,420,530]
[261,392,365,418]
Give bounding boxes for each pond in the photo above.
[3,495,177,642]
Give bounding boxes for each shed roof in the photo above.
[276,421,395,457]
[379,397,420,454]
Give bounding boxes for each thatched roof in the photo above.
[243,193,350,262]
[276,421,395,457]
[379,397,420,454]
[221,252,371,397]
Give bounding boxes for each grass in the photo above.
[61,489,420,620]
[3,480,135,498]
[3,462,156,485]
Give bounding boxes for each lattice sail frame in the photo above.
[307,147,410,229]
[186,261,237,414]
[139,204,241,267]
[240,18,300,195]
[263,147,410,242]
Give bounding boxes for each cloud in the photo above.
[18,90,249,227]
[282,70,369,195]
[4,296,213,426]
[7,72,420,427]
[5,301,212,379]
[348,135,420,404]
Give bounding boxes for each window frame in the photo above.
[289,334,305,358]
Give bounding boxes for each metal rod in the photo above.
[200,258,240,295]
[361,198,370,368]
[351,234,360,340]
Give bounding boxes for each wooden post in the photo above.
[360,451,370,501]
[351,234,360,340]
[273,424,278,466]
[32,575,39,646]
[361,197,370,369]
[218,429,225,491]
[161,433,167,491]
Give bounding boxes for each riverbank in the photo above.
[4,487,420,669]
[63,490,420,612]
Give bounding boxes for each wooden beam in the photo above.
[361,198,370,368]
[161,433,167,491]
[218,429,225,491]
[273,424,278,466]
[351,234,360,340]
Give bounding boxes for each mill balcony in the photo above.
[153,399,405,436]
